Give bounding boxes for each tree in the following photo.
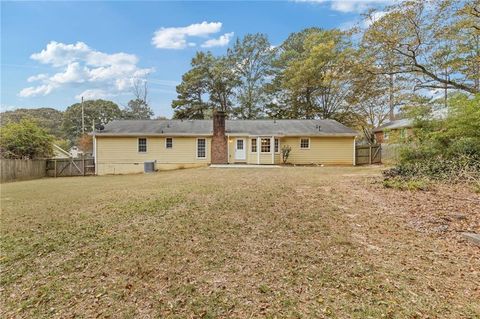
[206,54,239,113]
[62,99,122,142]
[122,78,154,119]
[363,0,479,95]
[266,28,322,119]
[228,33,275,119]
[122,99,154,120]
[77,134,93,153]
[172,54,211,119]
[267,28,355,122]
[172,51,239,118]
[346,48,396,143]
[0,108,64,139]
[0,119,54,159]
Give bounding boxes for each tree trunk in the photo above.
[388,74,395,121]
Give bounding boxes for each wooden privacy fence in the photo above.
[46,157,95,177]
[355,144,381,165]
[0,159,47,183]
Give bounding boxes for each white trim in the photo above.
[234,138,247,161]
[271,136,274,164]
[227,134,230,163]
[138,137,148,153]
[257,137,260,164]
[196,137,207,160]
[274,138,280,154]
[165,137,173,149]
[260,137,272,153]
[300,137,310,150]
[250,137,257,153]
[93,135,97,175]
[353,137,356,166]
[93,132,358,137]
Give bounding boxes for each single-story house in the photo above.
[373,119,413,144]
[92,112,358,175]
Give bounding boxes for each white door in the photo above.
[235,138,246,161]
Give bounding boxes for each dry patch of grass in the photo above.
[1,167,479,318]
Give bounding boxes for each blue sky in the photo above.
[1,1,390,118]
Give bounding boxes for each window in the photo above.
[300,138,310,149]
[237,139,244,150]
[197,138,206,158]
[274,138,279,153]
[166,137,173,149]
[261,138,271,153]
[384,131,389,140]
[251,138,257,152]
[138,138,147,153]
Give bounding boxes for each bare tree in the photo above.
[132,77,148,104]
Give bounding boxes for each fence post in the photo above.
[369,145,372,165]
[54,159,57,178]
[83,157,86,176]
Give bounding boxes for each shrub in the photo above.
[0,119,54,159]
[281,145,292,164]
[384,94,480,185]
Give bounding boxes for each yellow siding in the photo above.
[96,136,211,175]
[95,135,354,174]
[281,137,354,165]
[247,138,258,164]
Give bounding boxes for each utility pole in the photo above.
[81,96,85,134]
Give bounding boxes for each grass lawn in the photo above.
[1,167,479,318]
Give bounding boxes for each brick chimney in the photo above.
[211,110,228,164]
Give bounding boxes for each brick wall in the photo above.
[211,111,228,164]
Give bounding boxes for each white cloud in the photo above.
[75,89,112,100]
[19,41,152,98]
[294,0,394,13]
[19,84,55,97]
[152,21,222,49]
[201,32,234,48]
[27,74,49,82]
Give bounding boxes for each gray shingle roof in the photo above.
[94,119,358,137]
[373,119,413,132]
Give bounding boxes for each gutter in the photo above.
[93,132,358,137]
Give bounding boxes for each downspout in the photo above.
[353,137,356,166]
[93,134,98,175]
[227,134,230,164]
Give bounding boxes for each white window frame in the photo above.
[274,138,280,153]
[196,138,207,159]
[300,138,310,150]
[260,138,271,153]
[138,137,147,153]
[251,138,257,153]
[165,137,173,149]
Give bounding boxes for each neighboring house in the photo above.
[373,119,413,144]
[69,146,84,158]
[92,112,358,175]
